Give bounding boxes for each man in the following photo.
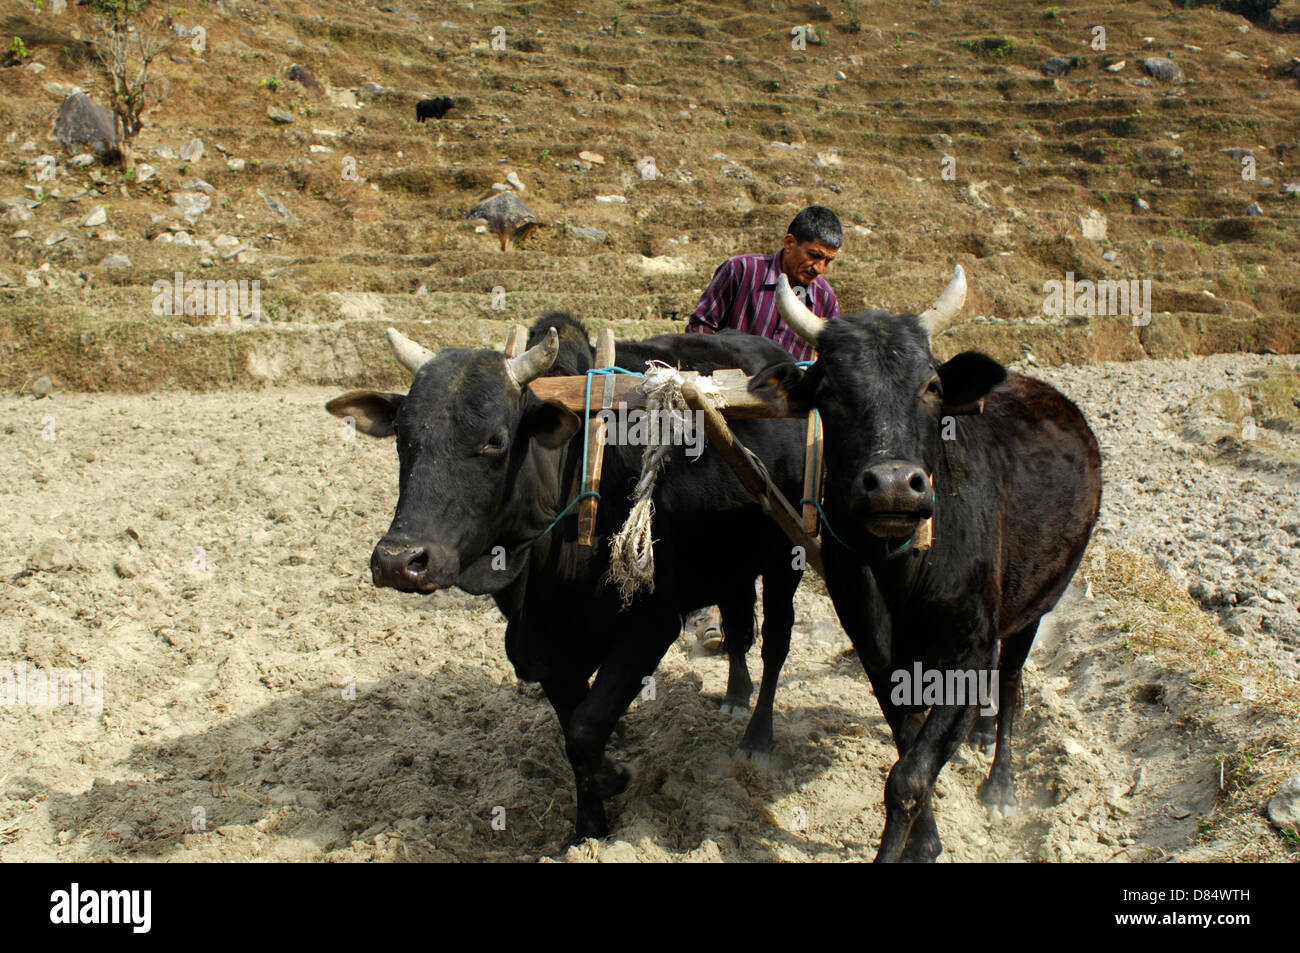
[686,205,842,362]
[683,206,843,649]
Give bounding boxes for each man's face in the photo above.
[781,235,838,285]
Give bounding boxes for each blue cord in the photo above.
[800,410,913,558]
[800,493,914,557]
[538,364,644,539]
[537,490,601,538]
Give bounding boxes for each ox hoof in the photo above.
[570,824,608,846]
[719,701,751,721]
[900,839,942,863]
[735,748,778,773]
[985,803,1017,821]
[979,779,1018,821]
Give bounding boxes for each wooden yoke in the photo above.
[801,410,824,536]
[528,368,779,418]
[577,329,616,545]
[506,323,831,577]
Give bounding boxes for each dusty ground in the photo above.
[0,362,1296,862]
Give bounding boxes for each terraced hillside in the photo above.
[1,0,1299,391]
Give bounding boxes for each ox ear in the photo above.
[748,362,815,416]
[326,390,403,438]
[938,352,1006,412]
[523,400,581,450]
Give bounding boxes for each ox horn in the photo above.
[774,273,825,346]
[386,327,434,375]
[918,265,967,337]
[505,326,559,388]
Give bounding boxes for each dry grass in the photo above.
[1203,367,1300,466]
[1091,547,1294,714]
[1213,367,1300,426]
[1090,545,1299,861]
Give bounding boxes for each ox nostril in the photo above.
[863,472,880,492]
[407,548,429,575]
[909,473,926,494]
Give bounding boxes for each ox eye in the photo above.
[925,379,942,398]
[481,430,509,455]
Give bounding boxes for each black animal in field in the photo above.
[328,315,809,842]
[750,267,1102,862]
[415,96,455,121]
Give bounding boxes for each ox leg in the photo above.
[868,697,944,863]
[860,669,942,862]
[718,589,757,717]
[563,621,677,842]
[978,622,1037,820]
[896,711,944,863]
[540,673,589,735]
[737,568,799,759]
[967,639,1001,754]
[876,700,980,863]
[873,638,994,863]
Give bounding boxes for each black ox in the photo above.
[749,267,1102,862]
[328,315,807,842]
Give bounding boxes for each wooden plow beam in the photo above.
[678,379,824,577]
[501,326,825,574]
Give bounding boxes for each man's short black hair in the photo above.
[787,205,843,249]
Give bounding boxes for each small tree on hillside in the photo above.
[90,0,176,167]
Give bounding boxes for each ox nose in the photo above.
[860,462,934,518]
[371,539,458,592]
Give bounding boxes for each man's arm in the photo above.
[686,259,738,335]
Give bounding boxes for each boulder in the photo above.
[1040,56,1078,78]
[52,92,118,157]
[257,189,294,220]
[1139,57,1184,83]
[174,191,211,220]
[1267,775,1300,831]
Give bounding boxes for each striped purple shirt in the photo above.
[686,250,839,362]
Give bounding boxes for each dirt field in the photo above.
[1,367,1293,862]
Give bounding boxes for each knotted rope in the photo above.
[606,360,697,605]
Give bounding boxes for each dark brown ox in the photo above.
[749,267,1102,862]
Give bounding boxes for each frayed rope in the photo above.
[606,360,696,605]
